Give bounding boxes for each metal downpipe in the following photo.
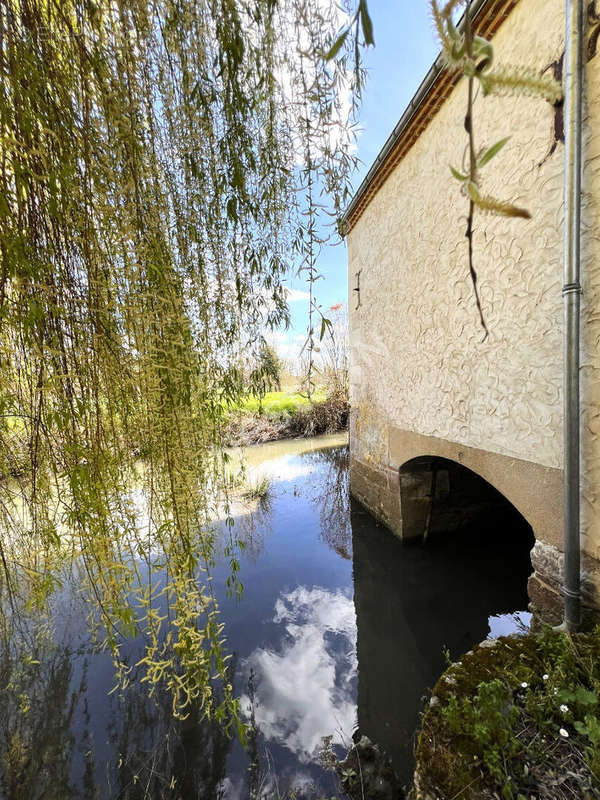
[562,0,585,631]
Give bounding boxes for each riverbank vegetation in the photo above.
[226,303,349,445]
[223,389,349,446]
[415,627,600,799]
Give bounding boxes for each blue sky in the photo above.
[277,1,440,363]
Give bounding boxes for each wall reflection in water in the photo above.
[351,496,534,786]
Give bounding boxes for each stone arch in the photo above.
[398,454,536,545]
[387,429,562,552]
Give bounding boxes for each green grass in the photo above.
[237,390,327,415]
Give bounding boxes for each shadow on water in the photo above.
[0,439,535,798]
[351,492,535,787]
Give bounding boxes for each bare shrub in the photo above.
[290,390,349,437]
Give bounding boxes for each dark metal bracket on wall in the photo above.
[353,270,362,310]
[538,7,598,168]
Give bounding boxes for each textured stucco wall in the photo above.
[348,0,600,562]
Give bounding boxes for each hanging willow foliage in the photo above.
[0,0,363,728]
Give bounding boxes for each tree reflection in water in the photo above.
[306,446,352,560]
[0,619,85,799]
[232,492,273,565]
[105,661,234,799]
[229,443,351,565]
[0,601,236,799]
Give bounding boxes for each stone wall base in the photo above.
[529,541,600,628]
[349,456,403,539]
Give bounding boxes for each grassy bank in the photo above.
[238,390,326,414]
[415,627,600,799]
[223,390,348,446]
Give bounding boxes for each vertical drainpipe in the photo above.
[562,0,585,632]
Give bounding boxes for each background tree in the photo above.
[321,302,349,398]
[249,342,283,396]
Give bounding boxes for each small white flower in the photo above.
[559,728,569,738]
[554,688,559,695]
[560,704,569,714]
[543,674,549,681]
[521,682,528,689]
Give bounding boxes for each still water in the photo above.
[0,436,534,799]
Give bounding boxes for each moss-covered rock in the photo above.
[414,628,600,799]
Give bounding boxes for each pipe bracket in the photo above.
[562,585,582,600]
[562,282,583,295]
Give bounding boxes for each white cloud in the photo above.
[252,454,314,482]
[285,287,311,303]
[264,329,306,363]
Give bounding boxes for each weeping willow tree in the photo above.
[0,0,366,729]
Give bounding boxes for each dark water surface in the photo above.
[0,437,534,798]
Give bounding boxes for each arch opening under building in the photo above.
[398,455,536,554]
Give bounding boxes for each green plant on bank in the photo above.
[429,0,562,336]
[442,678,520,789]
[417,627,600,799]
[0,0,368,734]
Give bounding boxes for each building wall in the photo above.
[347,0,600,609]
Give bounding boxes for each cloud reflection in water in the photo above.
[241,585,357,762]
[252,454,315,483]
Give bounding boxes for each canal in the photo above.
[0,435,534,799]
